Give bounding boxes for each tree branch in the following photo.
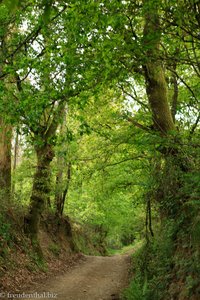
[119,84,149,110]
[6,4,68,59]
[103,156,146,168]
[189,113,200,138]
[126,116,152,133]
[167,66,199,104]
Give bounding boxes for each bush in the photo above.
[0,214,12,257]
[123,219,177,300]
[48,243,61,256]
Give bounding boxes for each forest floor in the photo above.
[19,253,131,300]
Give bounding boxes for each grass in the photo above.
[48,243,61,256]
[107,240,144,256]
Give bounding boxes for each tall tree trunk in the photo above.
[54,110,71,217]
[143,1,176,135]
[55,169,63,215]
[25,101,66,244]
[0,117,12,202]
[61,162,71,214]
[142,0,190,219]
[12,130,19,195]
[171,70,178,123]
[25,142,54,241]
[55,162,71,217]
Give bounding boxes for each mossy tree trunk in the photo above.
[25,142,54,241]
[25,101,66,243]
[142,0,189,220]
[143,1,176,135]
[12,130,19,196]
[54,112,71,217]
[55,162,71,217]
[0,118,12,202]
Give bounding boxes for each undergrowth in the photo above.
[123,151,200,300]
[123,214,200,300]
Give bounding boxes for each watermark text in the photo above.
[0,292,58,299]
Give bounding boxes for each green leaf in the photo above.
[3,0,20,12]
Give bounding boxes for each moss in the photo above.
[48,243,61,256]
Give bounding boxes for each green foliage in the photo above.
[108,241,142,256]
[124,223,175,300]
[124,141,200,299]
[0,1,199,298]
[0,214,12,257]
[28,251,48,272]
[48,243,61,256]
[72,223,105,255]
[192,216,200,246]
[12,148,36,205]
[123,280,145,300]
[3,0,20,12]
[56,90,150,249]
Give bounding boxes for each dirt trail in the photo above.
[25,254,131,300]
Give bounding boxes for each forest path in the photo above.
[26,253,131,300]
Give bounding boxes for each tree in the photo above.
[0,118,12,201]
[142,0,176,135]
[58,89,148,248]
[16,1,113,241]
[70,2,199,297]
[0,1,21,202]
